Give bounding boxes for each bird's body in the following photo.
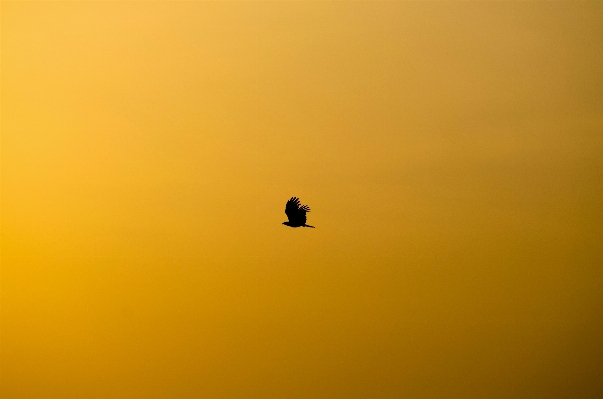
[283,197,315,228]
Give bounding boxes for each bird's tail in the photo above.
[303,224,315,228]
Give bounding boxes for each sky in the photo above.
[2,2,602,398]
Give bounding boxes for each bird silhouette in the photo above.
[283,197,315,228]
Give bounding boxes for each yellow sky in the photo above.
[2,2,602,398]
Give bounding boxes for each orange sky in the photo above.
[2,2,602,398]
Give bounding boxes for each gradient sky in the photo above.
[2,2,602,398]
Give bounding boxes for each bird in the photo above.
[283,197,315,228]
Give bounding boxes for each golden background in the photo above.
[2,2,602,398]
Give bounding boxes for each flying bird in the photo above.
[283,197,315,228]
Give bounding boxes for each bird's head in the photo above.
[282,222,291,226]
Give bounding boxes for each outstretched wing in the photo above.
[285,197,310,225]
